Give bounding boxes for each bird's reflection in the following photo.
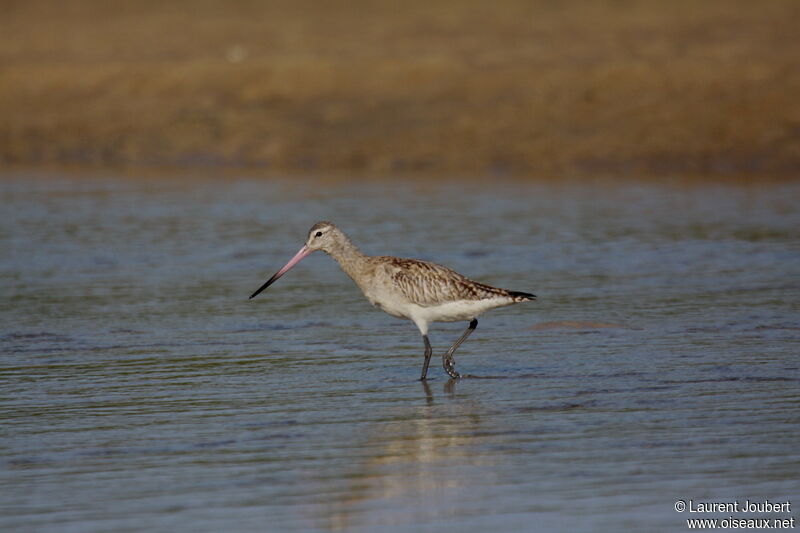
[317,379,496,531]
[421,379,434,404]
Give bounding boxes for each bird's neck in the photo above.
[326,234,370,282]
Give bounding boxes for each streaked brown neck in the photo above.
[325,231,370,282]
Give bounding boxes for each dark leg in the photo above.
[442,319,478,378]
[419,335,433,380]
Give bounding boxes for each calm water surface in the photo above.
[1,173,798,532]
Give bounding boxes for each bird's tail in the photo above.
[509,290,537,302]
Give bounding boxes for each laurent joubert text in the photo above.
[675,500,792,514]
[675,500,794,530]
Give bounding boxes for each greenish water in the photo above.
[1,173,798,532]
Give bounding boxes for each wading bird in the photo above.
[250,222,535,379]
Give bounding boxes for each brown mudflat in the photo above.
[1,0,798,179]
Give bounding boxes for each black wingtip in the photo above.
[509,290,537,301]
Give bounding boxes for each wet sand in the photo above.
[1,0,799,179]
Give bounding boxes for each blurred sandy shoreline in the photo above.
[1,0,798,180]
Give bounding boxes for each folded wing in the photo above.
[383,257,513,307]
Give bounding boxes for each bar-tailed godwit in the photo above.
[249,222,535,379]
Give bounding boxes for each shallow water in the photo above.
[1,173,798,532]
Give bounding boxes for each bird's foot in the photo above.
[443,356,462,379]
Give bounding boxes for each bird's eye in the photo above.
[315,231,323,237]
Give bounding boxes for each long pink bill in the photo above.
[249,245,313,299]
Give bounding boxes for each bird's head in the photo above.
[304,221,341,254]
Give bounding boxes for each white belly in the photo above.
[413,298,512,323]
[367,293,412,320]
[369,293,511,323]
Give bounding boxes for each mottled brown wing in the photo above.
[384,257,509,306]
